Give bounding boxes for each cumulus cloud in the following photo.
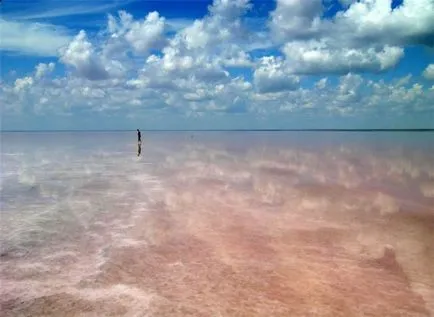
[271,0,434,47]
[269,0,323,40]
[14,77,34,92]
[366,80,433,113]
[125,12,166,53]
[219,50,253,68]
[253,56,300,93]
[54,10,166,81]
[190,0,252,48]
[316,78,327,89]
[153,0,254,73]
[113,0,255,101]
[106,11,166,54]
[276,74,434,116]
[59,30,111,80]
[334,0,434,47]
[269,0,433,74]
[3,67,433,120]
[283,41,404,74]
[54,0,253,82]
[59,30,127,81]
[35,63,56,79]
[422,64,434,81]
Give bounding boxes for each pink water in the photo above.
[1,131,433,316]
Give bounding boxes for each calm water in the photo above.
[1,131,434,316]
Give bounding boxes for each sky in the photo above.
[0,0,433,130]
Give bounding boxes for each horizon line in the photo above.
[1,129,434,132]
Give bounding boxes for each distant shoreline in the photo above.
[1,129,433,133]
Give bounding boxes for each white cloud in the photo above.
[366,81,434,115]
[35,63,55,79]
[334,73,364,103]
[0,19,72,57]
[3,66,433,120]
[335,0,434,47]
[316,78,327,89]
[208,0,252,18]
[182,20,211,50]
[58,30,128,81]
[180,0,252,51]
[395,74,412,87]
[269,0,323,41]
[155,0,254,72]
[283,41,404,74]
[117,0,254,95]
[14,77,34,92]
[269,0,433,74]
[106,11,166,54]
[253,56,300,93]
[422,64,434,81]
[219,50,253,68]
[271,0,434,47]
[59,30,111,80]
[124,12,165,53]
[56,10,172,81]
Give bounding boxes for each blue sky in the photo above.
[1,0,433,130]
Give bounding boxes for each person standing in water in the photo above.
[137,129,141,143]
[137,129,142,156]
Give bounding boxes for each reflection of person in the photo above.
[137,142,141,157]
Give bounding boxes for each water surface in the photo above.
[1,131,433,316]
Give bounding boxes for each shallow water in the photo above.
[1,131,434,316]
